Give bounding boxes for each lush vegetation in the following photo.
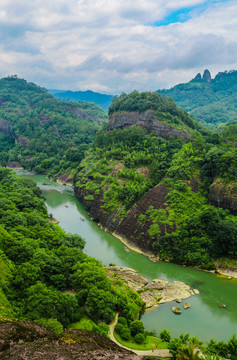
[159,70,237,129]
[77,125,183,212]
[0,76,104,178]
[109,90,207,134]
[166,331,237,360]
[76,91,237,270]
[0,168,144,334]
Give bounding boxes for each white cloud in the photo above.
[0,0,236,92]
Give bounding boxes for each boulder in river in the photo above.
[184,302,191,309]
[172,306,182,314]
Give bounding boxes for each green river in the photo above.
[17,170,237,342]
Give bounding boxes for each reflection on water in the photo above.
[17,170,237,342]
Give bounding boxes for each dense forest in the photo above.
[158,70,237,129]
[0,80,237,359]
[75,91,237,270]
[0,76,106,178]
[0,168,144,334]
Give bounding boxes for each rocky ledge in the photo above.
[107,266,199,309]
[209,180,237,215]
[0,317,140,360]
[108,110,189,141]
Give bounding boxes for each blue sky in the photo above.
[0,0,236,93]
[154,0,230,26]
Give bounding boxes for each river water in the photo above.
[17,170,237,342]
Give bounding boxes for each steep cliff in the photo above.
[209,180,237,215]
[74,92,237,269]
[108,110,189,140]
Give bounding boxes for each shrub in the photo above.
[134,332,146,344]
[130,320,145,337]
[117,317,127,326]
[120,327,131,340]
[160,329,171,342]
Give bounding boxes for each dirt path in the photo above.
[109,314,172,358]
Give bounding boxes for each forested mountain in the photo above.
[0,76,106,178]
[158,70,237,129]
[50,89,113,111]
[0,168,144,330]
[75,91,237,270]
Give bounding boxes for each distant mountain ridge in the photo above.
[158,69,237,129]
[49,89,113,111]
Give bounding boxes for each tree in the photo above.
[160,329,171,342]
[130,320,145,337]
[134,333,146,344]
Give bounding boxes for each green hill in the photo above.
[75,91,237,270]
[0,76,105,178]
[158,70,237,129]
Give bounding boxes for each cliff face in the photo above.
[75,183,174,252]
[209,180,237,215]
[108,110,189,140]
[0,119,11,136]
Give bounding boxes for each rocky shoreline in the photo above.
[107,266,199,309]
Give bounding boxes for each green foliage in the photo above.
[109,91,202,133]
[130,320,145,336]
[36,318,63,335]
[134,332,146,344]
[76,126,183,212]
[120,326,131,341]
[160,329,171,342]
[159,70,237,129]
[0,168,144,329]
[0,76,102,178]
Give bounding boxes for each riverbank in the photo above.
[110,230,237,280]
[14,169,237,342]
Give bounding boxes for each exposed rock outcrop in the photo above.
[209,180,237,215]
[6,162,23,169]
[203,69,211,82]
[108,110,189,141]
[75,182,175,252]
[194,73,202,80]
[65,106,103,123]
[0,318,139,360]
[57,171,73,185]
[106,267,199,309]
[0,119,11,136]
[107,266,148,291]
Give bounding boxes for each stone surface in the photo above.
[107,266,148,291]
[107,267,199,309]
[209,180,237,215]
[184,302,191,309]
[57,171,73,185]
[75,180,176,252]
[108,110,189,141]
[0,319,140,360]
[203,69,211,82]
[172,306,182,314]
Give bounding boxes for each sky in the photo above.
[0,0,237,94]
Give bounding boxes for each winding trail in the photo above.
[109,314,172,358]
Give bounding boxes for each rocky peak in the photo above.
[194,73,202,80]
[203,69,211,82]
